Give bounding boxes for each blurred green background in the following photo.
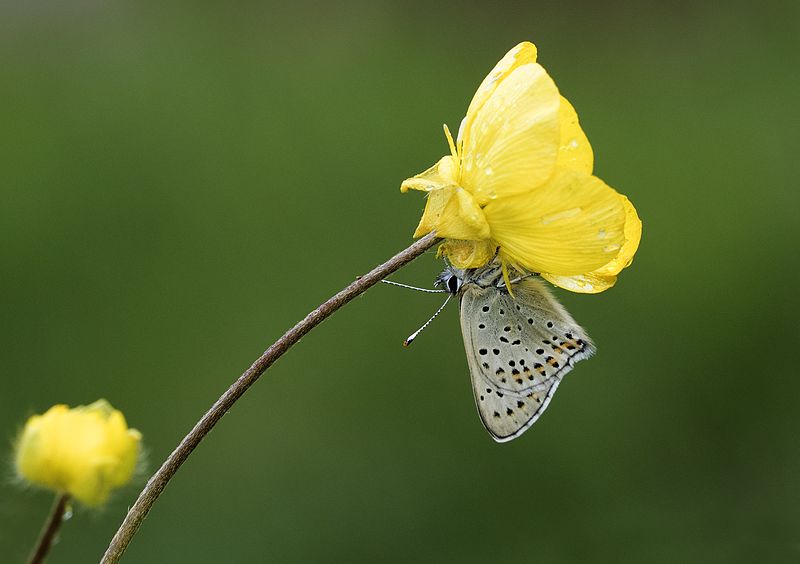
[2,1,798,562]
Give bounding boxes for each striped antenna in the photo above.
[381,279,446,293]
[403,294,452,347]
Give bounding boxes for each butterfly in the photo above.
[435,262,595,442]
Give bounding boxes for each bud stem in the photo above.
[28,493,70,564]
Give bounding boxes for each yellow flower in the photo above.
[14,400,141,506]
[401,42,641,293]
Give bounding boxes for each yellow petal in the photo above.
[556,96,593,174]
[400,155,458,192]
[462,42,538,131]
[486,169,627,275]
[542,195,641,293]
[411,185,449,237]
[459,62,561,205]
[438,239,497,269]
[413,185,490,239]
[591,195,641,275]
[540,272,617,294]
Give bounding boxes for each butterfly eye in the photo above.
[447,275,461,294]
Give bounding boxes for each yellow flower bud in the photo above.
[14,400,141,506]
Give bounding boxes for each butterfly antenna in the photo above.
[403,294,452,347]
[381,279,446,293]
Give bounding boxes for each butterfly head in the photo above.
[436,262,506,296]
[435,266,466,295]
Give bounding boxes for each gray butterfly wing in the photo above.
[460,277,595,442]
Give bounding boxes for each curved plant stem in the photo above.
[101,232,439,563]
[29,493,70,564]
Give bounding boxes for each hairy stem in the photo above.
[101,232,439,563]
[29,493,70,564]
